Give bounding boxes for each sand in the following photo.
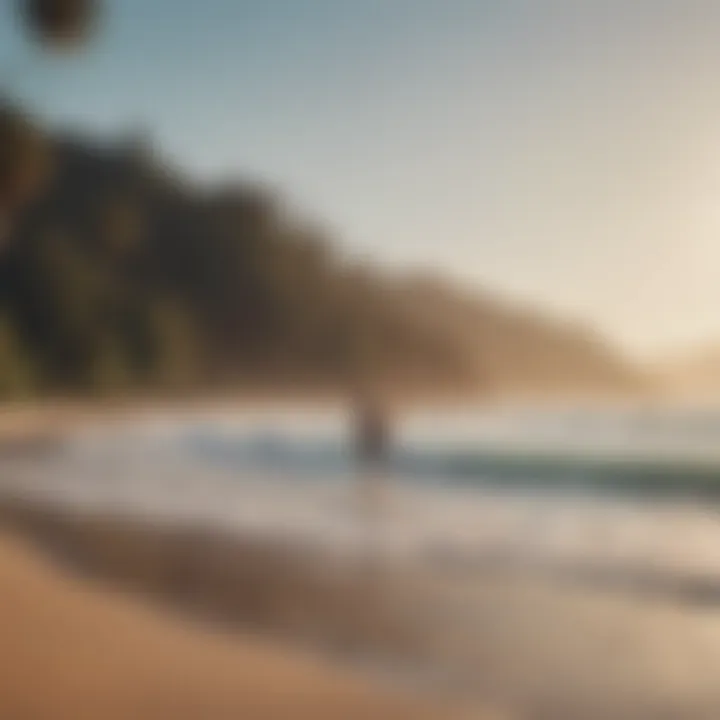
[8,497,720,719]
[0,404,492,720]
[0,528,485,720]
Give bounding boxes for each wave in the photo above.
[184,428,720,503]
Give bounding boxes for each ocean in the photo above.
[6,403,720,595]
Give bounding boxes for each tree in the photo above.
[0,1,100,223]
[89,333,133,395]
[98,193,146,258]
[0,316,35,398]
[0,103,48,215]
[147,299,199,390]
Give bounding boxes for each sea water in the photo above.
[5,403,720,594]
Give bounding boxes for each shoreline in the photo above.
[0,496,490,719]
[8,476,720,718]
[8,404,720,717]
[0,385,671,436]
[0,528,480,720]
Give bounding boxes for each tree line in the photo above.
[0,1,643,399]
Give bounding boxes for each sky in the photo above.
[4,0,720,360]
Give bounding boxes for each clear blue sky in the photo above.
[4,0,720,359]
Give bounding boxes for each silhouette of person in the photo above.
[356,398,388,465]
[353,392,391,518]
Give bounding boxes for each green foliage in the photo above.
[147,299,199,390]
[1,0,97,221]
[97,194,145,257]
[89,333,133,395]
[0,103,49,213]
[0,316,35,398]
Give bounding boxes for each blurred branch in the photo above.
[19,0,99,51]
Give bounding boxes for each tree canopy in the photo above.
[0,102,48,215]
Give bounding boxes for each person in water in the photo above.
[356,397,389,465]
[353,394,391,517]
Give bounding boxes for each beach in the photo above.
[5,404,720,718]
[8,489,720,720]
[0,521,489,720]
[0,405,498,720]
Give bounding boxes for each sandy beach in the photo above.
[0,522,485,720]
[8,485,720,719]
[0,404,495,718]
[8,404,720,718]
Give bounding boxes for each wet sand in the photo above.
[0,522,484,720]
[0,404,495,718]
[8,405,720,718]
[7,493,720,719]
